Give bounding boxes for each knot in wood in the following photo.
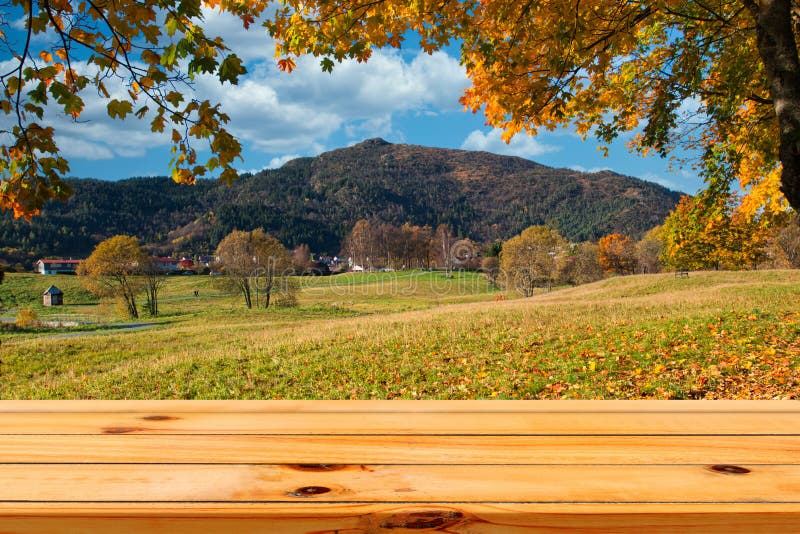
[707,464,751,475]
[288,486,332,497]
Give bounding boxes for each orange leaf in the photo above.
[277,58,296,73]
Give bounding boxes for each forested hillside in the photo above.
[0,139,682,267]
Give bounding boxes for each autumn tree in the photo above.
[215,229,290,308]
[0,0,248,218]
[598,234,637,275]
[215,230,256,308]
[400,223,433,269]
[560,242,604,286]
[78,235,145,318]
[140,256,165,316]
[291,244,312,274]
[7,0,800,219]
[636,227,666,274]
[374,222,400,269]
[341,219,374,270]
[661,194,768,270]
[433,224,455,276]
[251,232,291,308]
[480,256,500,287]
[500,225,568,297]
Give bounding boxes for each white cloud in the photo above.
[569,165,612,173]
[54,136,115,160]
[198,8,276,63]
[0,58,171,162]
[1,14,471,173]
[641,172,684,191]
[266,154,300,168]
[191,48,467,155]
[461,129,560,159]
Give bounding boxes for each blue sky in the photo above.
[2,9,703,194]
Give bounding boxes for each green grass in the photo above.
[0,270,798,400]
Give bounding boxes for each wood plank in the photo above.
[1,464,798,503]
[1,435,798,464]
[2,411,800,435]
[1,504,799,533]
[1,400,798,413]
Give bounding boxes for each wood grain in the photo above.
[0,510,800,534]
[2,410,799,435]
[0,434,798,464]
[1,506,800,533]
[1,400,797,413]
[1,464,798,503]
[0,401,798,532]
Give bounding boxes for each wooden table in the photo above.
[0,400,798,532]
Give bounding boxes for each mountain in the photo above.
[0,138,682,267]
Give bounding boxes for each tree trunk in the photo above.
[120,279,138,319]
[242,280,252,309]
[264,275,272,308]
[751,0,800,209]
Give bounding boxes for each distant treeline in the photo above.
[0,139,681,270]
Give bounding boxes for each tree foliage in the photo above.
[661,194,769,271]
[5,0,798,218]
[635,227,665,274]
[77,234,144,318]
[215,228,290,308]
[499,225,568,296]
[340,219,437,270]
[560,241,604,286]
[267,0,800,212]
[598,233,637,275]
[0,0,248,218]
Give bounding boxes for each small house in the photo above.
[35,259,82,275]
[42,286,63,306]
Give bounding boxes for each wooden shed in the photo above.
[42,285,63,306]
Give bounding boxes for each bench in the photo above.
[1,400,798,532]
[675,270,690,278]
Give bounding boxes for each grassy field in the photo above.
[0,269,798,399]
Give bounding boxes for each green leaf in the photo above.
[320,57,335,73]
[161,45,178,67]
[218,55,246,84]
[6,76,21,96]
[107,99,133,119]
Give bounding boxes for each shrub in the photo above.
[16,308,39,328]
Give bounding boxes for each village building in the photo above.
[42,286,63,306]
[177,258,195,271]
[155,257,181,272]
[35,259,82,275]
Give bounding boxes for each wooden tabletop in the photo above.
[0,400,799,532]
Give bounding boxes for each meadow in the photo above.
[0,269,798,399]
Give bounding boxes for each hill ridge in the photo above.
[0,139,682,267]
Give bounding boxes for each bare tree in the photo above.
[216,229,291,309]
[140,257,166,316]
